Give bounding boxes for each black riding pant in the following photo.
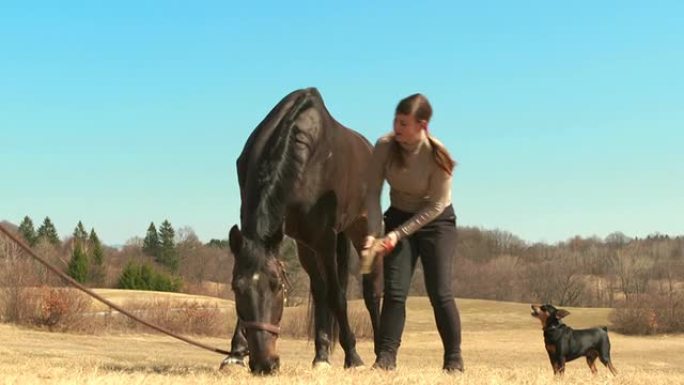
[377,205,462,364]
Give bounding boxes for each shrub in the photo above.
[109,298,231,337]
[610,292,684,335]
[31,287,91,331]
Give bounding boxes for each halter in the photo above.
[240,320,282,335]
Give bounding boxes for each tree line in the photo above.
[11,216,195,293]
[3,216,682,333]
[7,216,684,306]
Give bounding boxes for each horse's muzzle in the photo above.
[249,356,280,375]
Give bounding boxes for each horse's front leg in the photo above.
[220,320,248,369]
[318,229,364,368]
[362,257,383,356]
[297,242,334,368]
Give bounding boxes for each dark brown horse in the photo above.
[221,88,381,374]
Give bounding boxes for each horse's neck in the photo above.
[243,90,330,240]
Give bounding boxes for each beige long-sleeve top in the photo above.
[366,133,453,240]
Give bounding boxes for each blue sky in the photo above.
[1,1,682,245]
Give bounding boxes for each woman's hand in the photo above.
[363,235,376,250]
[360,232,399,274]
[381,231,398,251]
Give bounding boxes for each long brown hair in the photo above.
[389,93,456,174]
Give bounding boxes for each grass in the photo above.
[88,288,233,312]
[1,294,684,384]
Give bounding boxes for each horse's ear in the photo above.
[229,225,243,256]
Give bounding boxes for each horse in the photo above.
[221,88,382,374]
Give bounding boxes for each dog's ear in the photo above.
[556,309,570,319]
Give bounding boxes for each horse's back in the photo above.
[239,88,372,235]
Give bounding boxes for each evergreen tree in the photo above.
[89,229,104,265]
[118,261,146,290]
[207,238,229,248]
[67,242,89,283]
[142,222,160,258]
[89,228,105,285]
[73,221,88,245]
[158,220,178,272]
[37,217,60,245]
[117,261,182,292]
[18,216,37,246]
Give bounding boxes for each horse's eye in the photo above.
[232,278,247,293]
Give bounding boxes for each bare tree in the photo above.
[524,254,588,306]
[0,232,40,322]
[613,250,653,301]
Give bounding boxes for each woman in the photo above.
[364,93,463,372]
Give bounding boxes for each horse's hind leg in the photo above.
[331,232,364,368]
[311,227,364,368]
[297,242,334,368]
[362,268,382,356]
[347,217,383,357]
[297,192,362,368]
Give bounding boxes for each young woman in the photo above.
[364,93,463,372]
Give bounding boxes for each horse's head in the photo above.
[229,225,285,374]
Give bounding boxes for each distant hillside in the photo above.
[0,221,18,233]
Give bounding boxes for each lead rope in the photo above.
[0,223,231,355]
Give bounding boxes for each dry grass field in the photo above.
[84,288,230,312]
[2,293,684,384]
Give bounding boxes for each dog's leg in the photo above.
[551,360,565,376]
[599,338,618,375]
[556,358,566,376]
[586,350,599,374]
[547,354,559,375]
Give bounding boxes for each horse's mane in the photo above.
[247,91,315,248]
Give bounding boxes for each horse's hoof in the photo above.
[312,361,332,370]
[344,354,365,369]
[219,356,246,370]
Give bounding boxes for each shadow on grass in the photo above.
[99,363,220,375]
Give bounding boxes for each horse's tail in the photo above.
[306,291,315,339]
[329,309,340,356]
[328,234,355,354]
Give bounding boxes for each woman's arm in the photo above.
[392,167,451,240]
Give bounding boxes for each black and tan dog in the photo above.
[531,304,618,376]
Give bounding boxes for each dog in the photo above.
[531,304,617,376]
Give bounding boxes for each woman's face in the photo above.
[393,113,426,145]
